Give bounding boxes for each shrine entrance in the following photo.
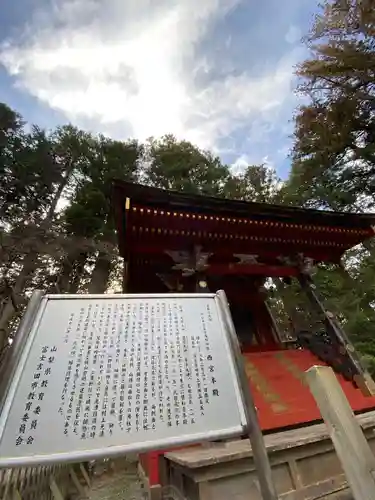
[111,180,375,495]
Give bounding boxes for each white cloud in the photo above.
[231,153,278,175]
[0,0,301,153]
[231,154,251,175]
[285,25,302,45]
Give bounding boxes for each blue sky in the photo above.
[0,0,318,178]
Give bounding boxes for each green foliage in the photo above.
[224,164,282,203]
[282,0,375,367]
[0,118,60,225]
[0,102,284,342]
[145,135,232,196]
[286,0,375,211]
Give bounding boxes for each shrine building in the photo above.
[111,179,375,495]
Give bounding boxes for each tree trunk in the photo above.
[45,159,73,221]
[53,252,79,293]
[88,253,113,294]
[69,253,88,293]
[0,253,38,348]
[0,161,75,340]
[56,258,73,293]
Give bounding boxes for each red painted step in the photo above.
[243,349,375,431]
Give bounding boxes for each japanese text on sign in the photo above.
[0,294,245,466]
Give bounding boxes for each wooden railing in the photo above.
[0,462,91,499]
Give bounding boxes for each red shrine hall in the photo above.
[111,180,375,487]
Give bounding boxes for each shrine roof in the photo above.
[112,180,375,263]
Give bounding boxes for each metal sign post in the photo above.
[216,290,279,500]
[0,290,45,417]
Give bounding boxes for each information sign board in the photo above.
[0,293,246,466]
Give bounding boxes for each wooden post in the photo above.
[79,463,91,488]
[49,477,64,500]
[305,365,375,500]
[12,489,23,500]
[69,467,86,496]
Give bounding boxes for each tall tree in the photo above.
[283,0,375,368]
[288,0,375,211]
[145,135,232,196]
[62,135,141,294]
[0,122,100,339]
[0,111,60,347]
[224,164,282,203]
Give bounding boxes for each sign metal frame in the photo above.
[0,291,247,467]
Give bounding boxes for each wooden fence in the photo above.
[0,461,91,499]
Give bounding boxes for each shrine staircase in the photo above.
[244,348,375,431]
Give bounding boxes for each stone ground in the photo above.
[86,461,147,500]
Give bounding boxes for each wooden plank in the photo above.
[287,459,303,490]
[79,463,91,488]
[279,473,348,500]
[198,482,213,500]
[1,468,13,499]
[206,264,298,277]
[305,365,375,500]
[164,409,375,470]
[49,477,64,500]
[69,467,86,496]
[12,489,23,500]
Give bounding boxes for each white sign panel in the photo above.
[0,293,246,466]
